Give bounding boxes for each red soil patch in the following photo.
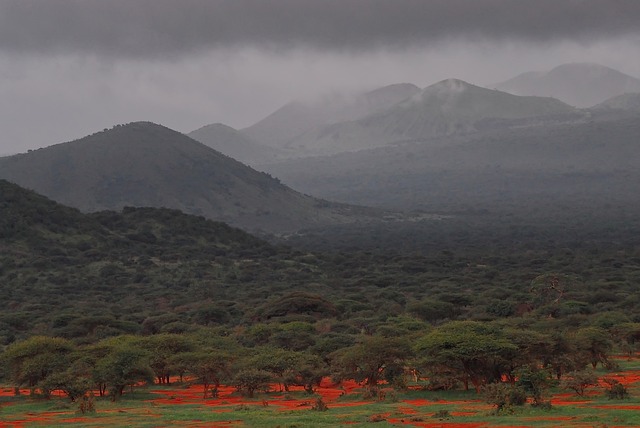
[148,377,367,412]
[600,372,640,386]
[386,419,497,428]
[0,388,30,397]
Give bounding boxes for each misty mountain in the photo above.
[0,122,384,233]
[188,122,283,166]
[277,79,579,157]
[494,63,640,108]
[592,93,640,112]
[262,114,640,216]
[240,83,420,148]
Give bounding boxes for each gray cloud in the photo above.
[1,0,640,57]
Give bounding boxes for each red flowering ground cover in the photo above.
[2,357,640,427]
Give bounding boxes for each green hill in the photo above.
[0,122,382,233]
[0,179,308,341]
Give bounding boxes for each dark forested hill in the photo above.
[0,122,383,233]
[0,179,307,341]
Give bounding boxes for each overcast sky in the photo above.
[1,0,640,154]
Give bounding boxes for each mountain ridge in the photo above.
[494,62,640,107]
[0,122,385,233]
[274,79,579,157]
[188,122,283,166]
[240,83,420,148]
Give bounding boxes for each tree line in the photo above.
[2,317,637,404]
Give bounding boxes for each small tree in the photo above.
[483,382,526,414]
[515,366,555,407]
[93,347,154,400]
[232,369,272,398]
[559,369,598,396]
[602,378,629,400]
[171,351,231,398]
[331,335,412,392]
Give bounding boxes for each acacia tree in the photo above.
[1,336,75,396]
[139,333,194,384]
[416,321,518,392]
[515,365,556,406]
[232,369,273,398]
[330,335,413,391]
[93,346,154,400]
[170,351,232,398]
[560,369,598,396]
[575,327,614,369]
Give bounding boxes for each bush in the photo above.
[603,378,629,400]
[311,397,328,411]
[432,409,451,419]
[483,383,527,414]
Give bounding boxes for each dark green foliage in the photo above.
[330,335,413,390]
[603,378,629,400]
[232,369,273,398]
[416,321,518,392]
[3,173,640,406]
[483,382,527,413]
[1,336,75,394]
[515,366,556,407]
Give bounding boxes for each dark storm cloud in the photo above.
[1,0,639,57]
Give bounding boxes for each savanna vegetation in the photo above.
[2,178,640,426]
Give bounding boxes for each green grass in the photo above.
[3,383,640,427]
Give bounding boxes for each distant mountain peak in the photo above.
[420,78,474,99]
[239,82,420,148]
[495,63,640,107]
[433,78,471,89]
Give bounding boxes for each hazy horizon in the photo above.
[1,0,639,154]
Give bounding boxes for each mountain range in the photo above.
[0,122,384,233]
[3,62,639,234]
[261,111,640,217]
[241,83,420,148]
[280,79,579,157]
[494,63,640,108]
[186,63,635,163]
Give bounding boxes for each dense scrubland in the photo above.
[2,178,640,425]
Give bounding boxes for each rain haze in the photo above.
[1,0,640,155]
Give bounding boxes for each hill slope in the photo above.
[494,63,640,108]
[593,93,640,112]
[263,115,640,215]
[188,123,283,166]
[279,79,579,157]
[0,179,302,340]
[0,122,381,233]
[240,83,420,148]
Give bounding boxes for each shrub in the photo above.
[603,378,629,400]
[560,369,598,396]
[311,397,328,411]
